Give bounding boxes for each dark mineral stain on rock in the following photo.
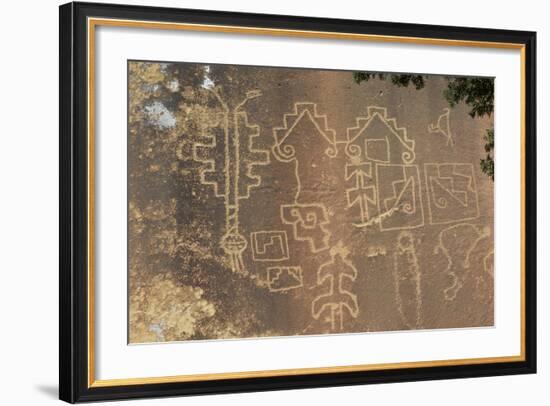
[128,61,494,344]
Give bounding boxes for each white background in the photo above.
[0,0,546,405]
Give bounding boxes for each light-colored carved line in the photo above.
[366,245,387,257]
[273,103,336,254]
[272,102,337,202]
[191,88,269,274]
[484,250,495,277]
[393,231,423,329]
[280,204,331,253]
[352,205,401,229]
[383,175,414,213]
[250,231,290,262]
[311,244,359,331]
[234,90,271,199]
[430,177,468,208]
[345,163,376,224]
[424,163,480,226]
[346,106,415,164]
[275,105,336,152]
[365,138,391,163]
[375,164,425,231]
[428,108,454,146]
[267,266,304,293]
[434,223,491,301]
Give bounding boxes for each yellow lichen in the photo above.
[129,273,216,343]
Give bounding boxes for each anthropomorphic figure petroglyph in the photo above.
[312,243,359,331]
[434,223,491,301]
[428,108,454,146]
[393,231,423,329]
[345,162,377,225]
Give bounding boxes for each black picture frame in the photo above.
[59,1,537,403]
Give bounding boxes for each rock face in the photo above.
[127,61,494,343]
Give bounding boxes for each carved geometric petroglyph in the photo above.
[250,231,290,262]
[474,249,494,301]
[424,163,480,225]
[280,204,331,253]
[267,266,303,292]
[428,108,454,146]
[484,250,494,278]
[191,88,270,273]
[433,223,491,301]
[346,106,415,165]
[345,162,378,224]
[273,102,337,162]
[272,103,337,203]
[352,204,402,229]
[272,103,336,255]
[375,164,425,231]
[482,249,495,305]
[344,107,422,231]
[393,231,422,329]
[366,245,387,257]
[312,242,359,331]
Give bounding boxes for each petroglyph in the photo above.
[352,204,402,229]
[376,164,425,231]
[344,108,422,231]
[479,250,495,304]
[267,266,304,292]
[473,249,495,302]
[273,103,337,204]
[346,106,415,164]
[393,231,423,329]
[345,162,377,224]
[366,245,387,257]
[428,108,454,146]
[250,231,290,262]
[425,163,480,225]
[272,103,337,254]
[190,88,270,273]
[434,223,491,301]
[312,243,359,331]
[281,204,331,253]
[484,250,494,278]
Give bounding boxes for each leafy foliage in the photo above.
[353,72,495,180]
[444,78,494,118]
[353,72,425,89]
[480,128,494,180]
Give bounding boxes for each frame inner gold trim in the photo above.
[87,17,527,388]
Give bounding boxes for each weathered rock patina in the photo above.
[128,61,494,343]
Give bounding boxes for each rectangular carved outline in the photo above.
[375,163,425,231]
[424,162,480,226]
[250,231,290,262]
